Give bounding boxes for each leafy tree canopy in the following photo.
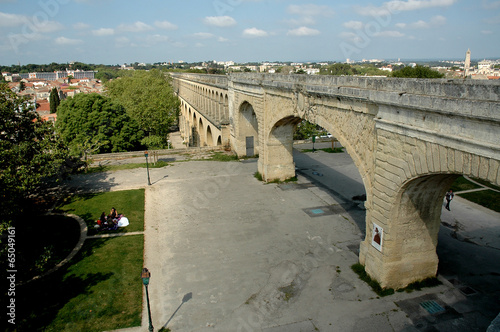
[392,65,444,78]
[0,84,70,228]
[56,93,145,155]
[320,63,358,76]
[49,87,60,114]
[294,120,326,140]
[105,69,180,148]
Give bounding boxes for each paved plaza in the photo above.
[73,142,500,332]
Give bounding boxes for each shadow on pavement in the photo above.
[162,292,193,330]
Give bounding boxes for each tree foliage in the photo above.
[56,93,144,154]
[49,87,60,113]
[320,63,358,76]
[105,69,180,148]
[294,120,324,140]
[0,84,70,227]
[392,65,444,78]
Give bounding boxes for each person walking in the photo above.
[445,189,454,211]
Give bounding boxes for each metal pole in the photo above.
[145,284,154,332]
[145,152,151,186]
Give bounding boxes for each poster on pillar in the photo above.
[371,223,383,252]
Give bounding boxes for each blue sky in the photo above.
[0,0,499,65]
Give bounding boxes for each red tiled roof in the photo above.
[37,101,50,111]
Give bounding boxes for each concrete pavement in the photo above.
[66,142,500,332]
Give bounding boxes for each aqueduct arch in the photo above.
[236,101,260,157]
[172,73,500,289]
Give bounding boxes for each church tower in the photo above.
[464,49,471,77]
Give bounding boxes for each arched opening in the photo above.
[224,94,229,121]
[199,117,206,146]
[238,101,259,157]
[207,125,214,147]
[217,135,222,146]
[191,113,198,147]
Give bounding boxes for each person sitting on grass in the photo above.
[108,207,118,220]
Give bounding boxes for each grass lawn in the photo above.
[450,176,481,192]
[13,189,146,331]
[55,189,145,235]
[450,176,500,212]
[301,147,344,153]
[458,190,500,213]
[17,235,144,332]
[86,160,170,174]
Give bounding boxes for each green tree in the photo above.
[294,120,320,140]
[49,87,60,113]
[392,65,444,78]
[320,63,357,76]
[56,93,145,155]
[0,84,70,228]
[19,80,25,91]
[105,69,180,148]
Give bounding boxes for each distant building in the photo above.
[22,70,96,80]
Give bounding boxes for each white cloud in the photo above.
[242,27,268,38]
[287,26,320,36]
[287,4,335,17]
[343,21,364,30]
[0,12,26,27]
[155,20,178,30]
[482,0,500,9]
[92,28,114,36]
[203,16,237,27]
[284,17,317,26]
[73,22,90,30]
[409,15,446,28]
[339,31,363,43]
[145,34,170,46]
[55,36,82,45]
[374,30,405,37]
[395,23,407,28]
[35,21,64,33]
[118,21,153,32]
[218,37,229,42]
[286,4,334,26]
[355,0,457,16]
[0,12,63,33]
[193,32,215,39]
[484,14,500,24]
[481,30,493,34]
[115,36,130,47]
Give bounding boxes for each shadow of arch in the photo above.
[207,126,213,147]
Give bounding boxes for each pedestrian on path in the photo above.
[445,189,454,211]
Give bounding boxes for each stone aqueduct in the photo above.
[171,73,500,289]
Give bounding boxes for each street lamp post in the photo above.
[144,151,151,186]
[141,268,154,332]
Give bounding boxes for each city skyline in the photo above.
[0,0,499,66]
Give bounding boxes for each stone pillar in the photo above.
[359,174,456,289]
[259,123,296,182]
